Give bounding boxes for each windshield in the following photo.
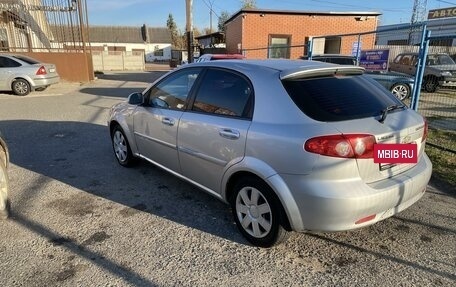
[426,54,456,66]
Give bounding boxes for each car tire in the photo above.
[35,86,48,92]
[12,79,31,96]
[230,177,290,247]
[423,76,439,93]
[0,152,9,220]
[111,125,137,167]
[390,83,410,101]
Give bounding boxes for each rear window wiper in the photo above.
[379,104,405,123]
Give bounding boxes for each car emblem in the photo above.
[402,135,412,144]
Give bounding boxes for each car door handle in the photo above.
[161,117,175,126]
[218,128,240,140]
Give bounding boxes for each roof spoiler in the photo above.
[280,66,365,80]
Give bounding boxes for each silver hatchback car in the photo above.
[108,60,432,247]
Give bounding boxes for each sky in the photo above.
[86,0,456,30]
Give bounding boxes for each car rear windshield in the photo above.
[282,75,401,122]
[12,55,40,65]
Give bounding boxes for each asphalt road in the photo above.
[0,72,455,287]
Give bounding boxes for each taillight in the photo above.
[36,66,47,75]
[304,134,376,158]
[422,118,428,142]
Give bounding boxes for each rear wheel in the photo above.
[0,150,9,220]
[230,177,289,247]
[12,79,31,96]
[390,83,410,101]
[111,125,136,167]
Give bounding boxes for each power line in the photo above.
[436,0,456,5]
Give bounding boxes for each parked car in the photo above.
[301,54,415,100]
[364,70,415,101]
[194,53,245,63]
[0,131,10,220]
[389,52,456,92]
[108,59,432,247]
[0,54,60,96]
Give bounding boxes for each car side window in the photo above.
[399,55,413,66]
[0,57,20,68]
[192,69,253,119]
[146,68,202,110]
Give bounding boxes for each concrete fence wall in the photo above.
[92,51,145,71]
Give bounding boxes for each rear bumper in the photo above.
[31,75,60,88]
[275,153,432,232]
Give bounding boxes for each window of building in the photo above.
[268,35,291,59]
[387,39,409,45]
[153,45,164,56]
[0,28,8,51]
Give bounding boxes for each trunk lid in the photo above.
[329,109,426,183]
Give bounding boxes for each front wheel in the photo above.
[0,155,9,220]
[230,177,289,247]
[390,83,410,101]
[111,126,136,167]
[423,77,439,93]
[12,79,31,96]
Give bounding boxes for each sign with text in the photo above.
[359,49,390,71]
[428,7,456,20]
[351,41,362,56]
[374,144,418,164]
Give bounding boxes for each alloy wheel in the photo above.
[235,186,273,238]
[113,130,128,163]
[391,84,409,100]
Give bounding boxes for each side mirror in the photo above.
[127,92,144,105]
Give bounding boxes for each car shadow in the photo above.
[78,71,169,98]
[95,71,169,83]
[0,120,247,245]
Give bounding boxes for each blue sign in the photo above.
[351,41,362,56]
[359,49,390,71]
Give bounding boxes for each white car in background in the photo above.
[0,54,60,96]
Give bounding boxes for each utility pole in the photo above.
[209,0,215,33]
[186,0,193,63]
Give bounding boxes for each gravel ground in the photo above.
[0,72,455,287]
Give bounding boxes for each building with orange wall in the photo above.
[224,8,381,59]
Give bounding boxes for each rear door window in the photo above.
[0,56,20,68]
[191,68,253,119]
[282,75,401,122]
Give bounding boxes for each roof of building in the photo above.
[50,25,171,44]
[195,31,224,40]
[88,26,171,43]
[224,8,382,25]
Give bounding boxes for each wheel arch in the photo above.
[11,76,33,87]
[222,158,303,231]
[109,119,138,156]
[0,136,9,168]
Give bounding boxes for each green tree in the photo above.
[218,10,231,32]
[241,0,257,9]
[166,14,179,48]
